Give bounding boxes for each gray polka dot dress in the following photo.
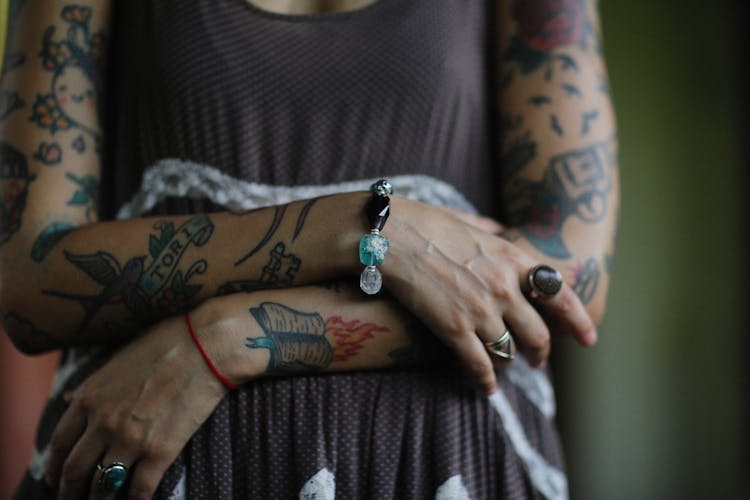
[16,1,569,498]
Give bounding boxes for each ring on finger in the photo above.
[97,461,128,493]
[528,264,563,299]
[485,330,516,360]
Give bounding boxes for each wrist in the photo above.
[188,295,267,386]
[318,191,372,276]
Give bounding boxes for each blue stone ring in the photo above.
[97,461,128,493]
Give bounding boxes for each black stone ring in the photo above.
[97,461,128,493]
[528,264,563,299]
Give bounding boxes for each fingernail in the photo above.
[586,328,598,345]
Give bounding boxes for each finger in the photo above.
[89,449,136,500]
[533,284,597,346]
[478,321,514,369]
[45,403,87,487]
[126,454,177,500]
[502,299,551,368]
[441,328,498,395]
[123,425,188,499]
[58,427,106,500]
[517,262,597,346]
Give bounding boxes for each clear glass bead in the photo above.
[359,266,382,295]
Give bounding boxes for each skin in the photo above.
[0,0,617,498]
[249,0,379,15]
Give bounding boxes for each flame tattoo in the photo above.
[325,316,389,362]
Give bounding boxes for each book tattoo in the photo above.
[245,302,388,374]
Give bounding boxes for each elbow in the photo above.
[4,326,57,355]
[1,308,60,355]
[0,277,58,355]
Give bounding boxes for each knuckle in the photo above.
[471,300,493,323]
[498,244,524,268]
[491,284,514,304]
[143,440,168,461]
[93,413,118,436]
[60,457,86,482]
[75,387,97,413]
[119,420,146,448]
[528,328,551,351]
[556,289,577,314]
[442,315,473,343]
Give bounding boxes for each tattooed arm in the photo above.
[42,281,453,497]
[1,2,597,407]
[496,0,619,324]
[0,2,385,351]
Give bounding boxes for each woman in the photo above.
[1,0,617,498]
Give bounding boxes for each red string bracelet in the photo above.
[185,311,238,390]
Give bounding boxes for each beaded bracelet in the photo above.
[359,179,392,295]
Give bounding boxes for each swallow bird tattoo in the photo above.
[42,250,151,332]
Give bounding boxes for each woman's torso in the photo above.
[102,0,498,217]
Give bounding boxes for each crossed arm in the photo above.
[1,1,616,497]
[0,0,615,368]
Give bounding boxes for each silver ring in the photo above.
[97,461,128,493]
[485,330,516,360]
[528,264,563,299]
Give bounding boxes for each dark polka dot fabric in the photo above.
[16,1,569,498]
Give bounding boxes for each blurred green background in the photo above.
[556,1,748,499]
[1,1,747,499]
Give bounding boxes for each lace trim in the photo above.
[489,390,569,500]
[116,159,477,219]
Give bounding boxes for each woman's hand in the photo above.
[44,315,229,500]
[383,197,597,394]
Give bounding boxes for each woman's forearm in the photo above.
[0,194,368,352]
[496,0,618,324]
[0,1,370,352]
[188,282,451,384]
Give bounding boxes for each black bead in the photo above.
[365,194,390,231]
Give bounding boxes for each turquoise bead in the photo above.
[359,234,389,266]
